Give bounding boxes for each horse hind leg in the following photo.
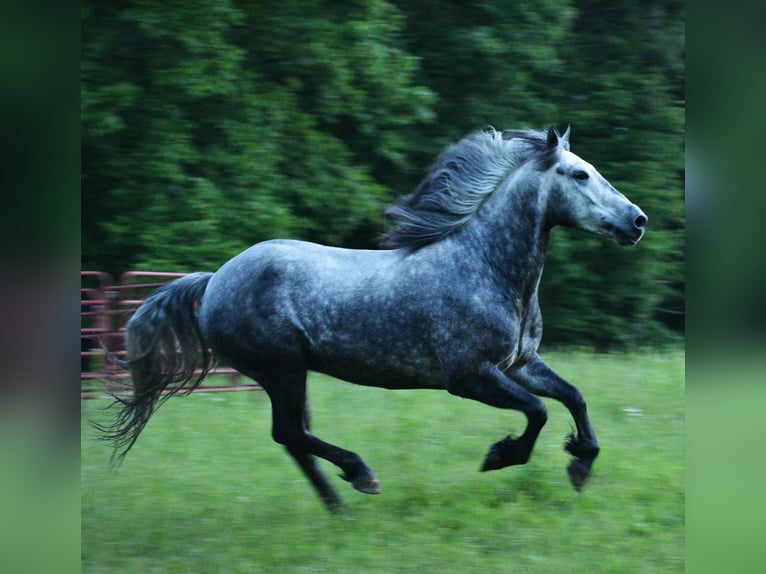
[262,375,343,510]
[253,368,378,511]
[295,385,380,495]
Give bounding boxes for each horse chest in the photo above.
[434,288,536,366]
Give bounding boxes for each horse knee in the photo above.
[528,398,548,429]
[568,388,587,413]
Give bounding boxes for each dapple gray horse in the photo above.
[101,127,647,511]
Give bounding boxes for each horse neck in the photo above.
[466,171,551,293]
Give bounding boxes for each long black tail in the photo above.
[97,272,214,462]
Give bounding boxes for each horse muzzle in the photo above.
[606,205,647,246]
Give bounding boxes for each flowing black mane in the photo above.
[381,128,564,250]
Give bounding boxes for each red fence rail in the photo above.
[81,271,261,399]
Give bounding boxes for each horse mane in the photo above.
[381,127,562,250]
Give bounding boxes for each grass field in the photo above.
[81,350,684,573]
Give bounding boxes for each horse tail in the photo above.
[97,272,214,463]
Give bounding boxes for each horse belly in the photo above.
[313,355,443,390]
[306,326,444,390]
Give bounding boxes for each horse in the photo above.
[99,126,647,511]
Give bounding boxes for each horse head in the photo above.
[543,127,647,246]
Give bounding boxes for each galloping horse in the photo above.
[101,127,647,511]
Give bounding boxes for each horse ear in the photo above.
[561,125,571,149]
[546,126,559,148]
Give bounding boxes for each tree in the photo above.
[391,0,575,174]
[536,0,685,347]
[82,1,684,346]
[82,0,433,274]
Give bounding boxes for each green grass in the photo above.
[82,350,684,573]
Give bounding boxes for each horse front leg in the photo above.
[510,355,600,491]
[446,363,548,472]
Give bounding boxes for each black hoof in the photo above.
[481,448,506,472]
[480,435,528,472]
[567,457,594,492]
[563,434,598,491]
[353,476,381,495]
[339,471,381,495]
[325,498,347,514]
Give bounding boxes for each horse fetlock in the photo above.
[564,433,600,459]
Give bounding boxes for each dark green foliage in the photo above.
[539,0,685,348]
[82,0,433,272]
[82,0,684,347]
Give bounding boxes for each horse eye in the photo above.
[573,170,589,181]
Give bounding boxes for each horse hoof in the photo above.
[353,476,381,495]
[567,458,594,492]
[340,472,381,494]
[481,451,504,472]
[481,435,527,471]
[326,498,347,514]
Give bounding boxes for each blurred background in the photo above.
[81,0,685,350]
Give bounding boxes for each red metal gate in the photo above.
[81,271,261,399]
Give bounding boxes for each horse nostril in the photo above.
[634,214,647,229]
